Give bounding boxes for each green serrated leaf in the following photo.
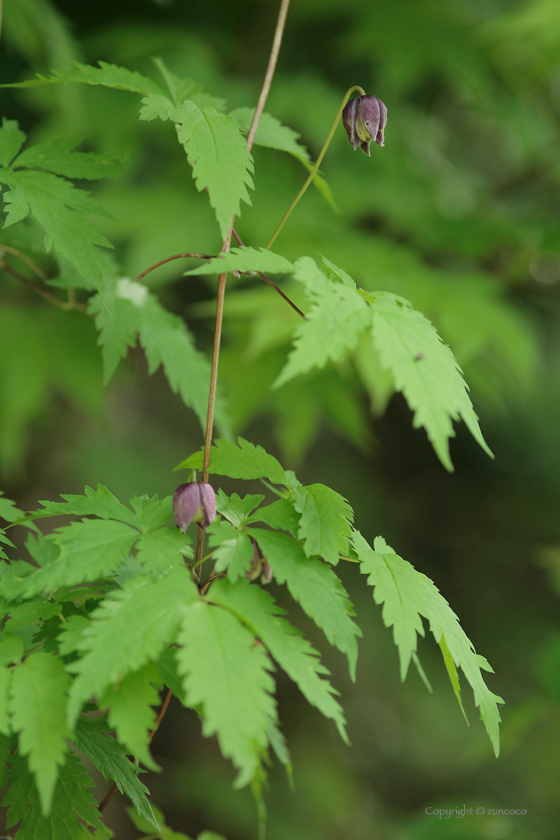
[439,633,468,723]
[0,634,24,666]
[129,495,174,532]
[155,647,187,705]
[3,750,103,838]
[215,490,265,528]
[184,246,295,278]
[177,437,291,487]
[9,653,71,814]
[139,294,227,435]
[88,283,142,384]
[229,107,310,158]
[352,529,503,755]
[49,61,164,95]
[139,92,179,122]
[207,520,255,583]
[23,485,140,528]
[209,578,347,741]
[99,663,160,770]
[0,119,26,167]
[246,498,300,536]
[370,292,493,470]
[0,666,11,735]
[136,529,192,577]
[57,615,91,656]
[67,566,197,724]
[14,138,125,180]
[175,102,254,239]
[177,601,276,787]
[72,716,157,828]
[293,483,353,565]
[0,167,113,291]
[152,57,202,106]
[3,519,139,599]
[228,108,335,209]
[0,492,24,523]
[247,529,361,680]
[274,257,371,389]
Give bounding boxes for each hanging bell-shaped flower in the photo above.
[342,95,387,155]
[173,482,216,532]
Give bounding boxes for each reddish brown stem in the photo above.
[1,260,86,312]
[135,252,216,283]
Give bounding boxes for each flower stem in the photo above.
[196,0,292,573]
[265,85,365,251]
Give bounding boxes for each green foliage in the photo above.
[0,6,517,836]
[177,601,277,787]
[9,653,70,814]
[248,528,361,681]
[72,716,157,827]
[89,276,228,435]
[3,752,103,839]
[352,530,504,756]
[209,578,347,739]
[0,120,119,292]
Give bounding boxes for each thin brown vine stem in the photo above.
[98,688,173,816]
[246,0,291,152]
[0,244,49,281]
[195,0,292,571]
[134,252,216,283]
[257,270,306,320]
[0,260,87,311]
[230,226,307,320]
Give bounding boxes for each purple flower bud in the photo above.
[342,95,387,155]
[246,539,274,584]
[173,482,216,532]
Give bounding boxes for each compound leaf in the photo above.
[177,601,276,787]
[247,529,361,680]
[67,566,196,724]
[274,257,371,388]
[209,578,347,741]
[352,529,503,756]
[293,483,353,565]
[9,653,71,814]
[0,168,113,290]
[175,101,254,239]
[370,292,493,471]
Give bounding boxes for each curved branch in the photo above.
[134,252,216,283]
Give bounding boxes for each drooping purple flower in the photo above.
[173,482,216,532]
[342,95,387,155]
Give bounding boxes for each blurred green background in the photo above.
[2,0,560,837]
